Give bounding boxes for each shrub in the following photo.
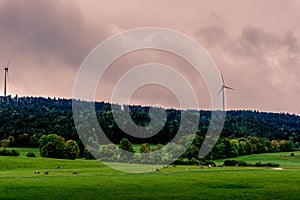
[156,144,163,150]
[118,138,135,160]
[11,149,20,156]
[118,138,135,153]
[64,140,80,160]
[39,134,65,158]
[0,149,20,156]
[183,144,200,160]
[291,152,295,156]
[146,151,164,164]
[190,157,200,165]
[84,147,96,159]
[100,144,119,161]
[224,159,247,166]
[173,157,190,165]
[183,158,190,165]
[0,149,11,156]
[1,139,10,150]
[140,143,151,153]
[267,162,280,167]
[202,160,216,166]
[255,162,279,167]
[26,152,36,157]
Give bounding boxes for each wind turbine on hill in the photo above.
[218,74,234,111]
[3,60,9,97]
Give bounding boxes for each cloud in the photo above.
[197,25,228,47]
[0,0,106,67]
[196,22,300,113]
[0,0,300,114]
[0,0,109,97]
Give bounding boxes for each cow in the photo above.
[44,169,50,175]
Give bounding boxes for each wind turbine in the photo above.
[3,60,9,97]
[218,74,233,111]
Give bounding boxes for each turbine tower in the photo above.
[3,61,9,97]
[218,74,233,111]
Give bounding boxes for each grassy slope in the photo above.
[0,149,299,199]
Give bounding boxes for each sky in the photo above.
[0,0,300,114]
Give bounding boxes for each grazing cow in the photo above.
[173,165,176,168]
[199,164,204,169]
[153,168,159,172]
[163,165,168,169]
[34,171,40,175]
[266,166,270,170]
[44,169,50,175]
[72,172,78,175]
[185,168,190,171]
[208,164,212,169]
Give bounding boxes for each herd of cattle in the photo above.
[34,166,78,176]
[34,163,249,175]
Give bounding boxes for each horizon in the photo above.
[1,94,299,116]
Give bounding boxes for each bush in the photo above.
[183,144,200,160]
[202,160,216,166]
[223,160,280,167]
[84,147,96,159]
[225,159,238,166]
[118,138,135,160]
[224,159,247,166]
[0,149,10,156]
[100,144,119,161]
[119,138,135,153]
[39,134,65,158]
[26,152,36,157]
[255,162,279,167]
[173,157,190,165]
[190,157,200,165]
[1,139,10,150]
[0,149,20,156]
[64,140,80,160]
[11,149,20,156]
[140,143,151,153]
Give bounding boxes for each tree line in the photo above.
[0,96,299,161]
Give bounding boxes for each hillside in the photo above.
[0,96,299,148]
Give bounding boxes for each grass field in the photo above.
[0,149,299,199]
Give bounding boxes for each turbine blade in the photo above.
[217,87,223,95]
[224,86,234,90]
[6,59,9,81]
[221,74,225,85]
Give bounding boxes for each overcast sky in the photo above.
[0,0,300,114]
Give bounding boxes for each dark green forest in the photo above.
[0,96,299,162]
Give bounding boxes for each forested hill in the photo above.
[0,96,299,147]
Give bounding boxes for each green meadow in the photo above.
[0,149,299,199]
